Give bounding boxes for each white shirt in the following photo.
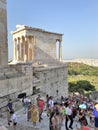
[48,99,54,108]
[66,106,72,115]
[12,113,17,123]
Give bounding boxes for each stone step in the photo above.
[32,76,40,83]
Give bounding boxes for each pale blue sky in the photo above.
[7,0,98,60]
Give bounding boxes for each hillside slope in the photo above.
[67,62,98,90]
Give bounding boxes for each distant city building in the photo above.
[63,59,98,67]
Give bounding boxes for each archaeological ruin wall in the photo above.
[0,0,8,66]
[0,63,33,109]
[33,64,68,98]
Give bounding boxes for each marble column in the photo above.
[19,38,22,60]
[28,36,33,60]
[24,36,28,61]
[17,38,19,61]
[13,39,16,61]
[28,37,30,61]
[18,38,20,60]
[32,36,34,60]
[59,41,62,61]
[23,37,25,61]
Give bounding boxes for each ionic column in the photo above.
[23,37,25,61]
[13,39,16,61]
[17,38,19,61]
[18,38,20,60]
[19,38,22,60]
[31,36,34,60]
[59,41,62,61]
[28,36,33,60]
[28,37,30,61]
[24,36,28,61]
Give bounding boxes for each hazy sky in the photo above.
[7,0,98,60]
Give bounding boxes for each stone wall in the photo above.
[0,0,8,66]
[33,64,68,98]
[0,63,33,109]
[33,32,58,60]
[28,29,62,61]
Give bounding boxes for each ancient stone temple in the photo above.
[11,25,68,98]
[11,25,62,62]
[0,0,8,66]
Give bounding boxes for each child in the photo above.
[11,111,17,129]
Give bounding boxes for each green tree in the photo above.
[76,80,95,91]
[68,80,95,94]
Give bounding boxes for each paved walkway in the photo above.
[0,108,95,130]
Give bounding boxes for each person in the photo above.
[50,110,62,130]
[77,124,90,130]
[89,108,94,128]
[36,95,41,106]
[31,104,38,128]
[27,101,32,121]
[81,125,90,130]
[6,99,13,125]
[65,103,73,130]
[93,102,98,130]
[37,97,45,122]
[79,111,88,130]
[22,96,28,112]
[48,96,54,116]
[48,96,54,109]
[55,111,62,130]
[49,111,56,130]
[11,111,17,129]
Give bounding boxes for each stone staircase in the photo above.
[33,75,40,86]
[32,74,41,95]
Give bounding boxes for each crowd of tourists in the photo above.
[6,93,98,130]
[46,94,98,130]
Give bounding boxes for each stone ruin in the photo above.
[0,0,68,113]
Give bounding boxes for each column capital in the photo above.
[59,39,62,43]
[13,38,17,42]
[25,36,29,41]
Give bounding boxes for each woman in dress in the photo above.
[31,104,38,128]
